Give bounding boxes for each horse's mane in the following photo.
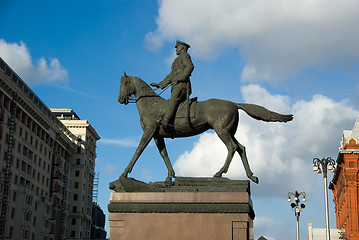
[131,76,164,104]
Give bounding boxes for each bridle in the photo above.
[127,83,170,103]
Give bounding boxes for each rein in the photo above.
[128,85,170,103]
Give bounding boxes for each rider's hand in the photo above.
[150,82,159,88]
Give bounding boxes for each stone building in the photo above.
[308,221,345,240]
[0,57,102,239]
[90,202,107,239]
[50,108,100,239]
[330,116,359,240]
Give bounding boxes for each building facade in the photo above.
[0,57,102,240]
[308,221,345,240]
[50,109,100,239]
[90,202,106,239]
[330,116,359,240]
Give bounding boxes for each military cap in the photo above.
[176,40,190,48]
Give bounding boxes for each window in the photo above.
[20,177,25,185]
[9,226,13,238]
[72,218,76,225]
[25,195,32,205]
[73,194,78,201]
[76,158,80,165]
[73,206,77,212]
[74,182,79,189]
[75,170,79,177]
[21,161,26,172]
[23,211,31,222]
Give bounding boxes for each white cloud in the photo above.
[98,137,140,147]
[0,39,68,85]
[173,84,358,197]
[146,0,359,82]
[141,169,155,182]
[253,216,278,240]
[103,164,119,177]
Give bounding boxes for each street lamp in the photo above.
[288,191,307,240]
[313,157,336,240]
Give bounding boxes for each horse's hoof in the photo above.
[165,176,172,183]
[249,175,259,184]
[214,172,223,178]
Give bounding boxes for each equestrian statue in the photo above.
[117,41,293,184]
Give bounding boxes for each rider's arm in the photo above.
[157,72,173,89]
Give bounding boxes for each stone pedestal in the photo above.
[108,177,254,240]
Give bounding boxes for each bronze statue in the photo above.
[118,72,293,184]
[150,41,194,128]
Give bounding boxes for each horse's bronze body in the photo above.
[118,74,293,183]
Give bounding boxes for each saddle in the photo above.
[175,97,198,119]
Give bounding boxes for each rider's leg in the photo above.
[162,87,186,127]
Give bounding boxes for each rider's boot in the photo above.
[162,117,170,128]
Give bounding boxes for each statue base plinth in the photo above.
[108,177,254,240]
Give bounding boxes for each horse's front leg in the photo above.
[154,137,175,182]
[121,128,156,178]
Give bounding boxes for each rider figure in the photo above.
[151,40,194,128]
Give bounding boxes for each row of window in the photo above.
[7,225,53,240]
[12,178,49,200]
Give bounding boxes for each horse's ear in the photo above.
[124,71,127,77]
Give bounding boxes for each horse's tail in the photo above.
[237,103,293,122]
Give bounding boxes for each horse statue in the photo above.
[118,73,293,183]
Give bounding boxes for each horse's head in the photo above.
[118,72,134,105]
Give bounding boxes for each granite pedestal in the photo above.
[108,177,254,240]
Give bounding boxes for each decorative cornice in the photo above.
[108,202,255,219]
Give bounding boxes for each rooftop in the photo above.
[340,115,359,152]
[50,108,81,120]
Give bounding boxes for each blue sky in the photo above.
[1,0,359,239]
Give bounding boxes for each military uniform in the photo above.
[156,41,194,127]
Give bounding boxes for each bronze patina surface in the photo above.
[117,40,293,184]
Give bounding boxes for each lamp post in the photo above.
[313,157,336,240]
[288,191,307,240]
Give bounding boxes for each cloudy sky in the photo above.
[1,0,358,239]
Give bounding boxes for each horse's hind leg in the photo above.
[214,129,259,184]
[233,137,259,184]
[154,137,175,182]
[214,130,236,178]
